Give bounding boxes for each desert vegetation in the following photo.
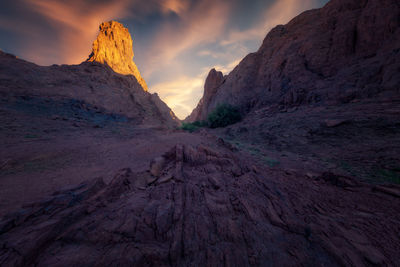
[180,120,207,132]
[181,103,241,131]
[207,104,241,128]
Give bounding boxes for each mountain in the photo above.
[0,21,178,127]
[188,0,400,121]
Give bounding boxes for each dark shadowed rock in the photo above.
[0,144,399,266]
[149,156,166,177]
[324,119,350,127]
[186,68,225,122]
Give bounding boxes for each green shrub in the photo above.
[207,104,241,128]
[180,122,200,132]
[180,120,208,132]
[180,104,241,132]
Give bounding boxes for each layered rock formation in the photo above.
[1,144,399,265]
[87,21,148,91]
[188,0,400,121]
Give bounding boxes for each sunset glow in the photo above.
[0,0,329,118]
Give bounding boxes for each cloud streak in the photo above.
[142,0,231,77]
[221,0,323,46]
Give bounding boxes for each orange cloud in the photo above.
[161,0,189,15]
[23,0,131,65]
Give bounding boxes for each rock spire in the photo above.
[87,21,148,91]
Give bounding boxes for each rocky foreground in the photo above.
[1,136,399,266]
[0,93,399,265]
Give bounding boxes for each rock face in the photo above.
[186,68,224,122]
[1,144,399,266]
[188,0,400,121]
[87,21,148,91]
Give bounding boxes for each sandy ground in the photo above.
[0,123,211,216]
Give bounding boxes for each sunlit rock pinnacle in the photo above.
[87,21,148,91]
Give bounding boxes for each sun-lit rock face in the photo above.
[87,21,148,91]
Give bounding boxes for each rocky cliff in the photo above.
[87,21,148,91]
[188,0,400,121]
[0,22,179,127]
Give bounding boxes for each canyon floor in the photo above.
[0,94,399,266]
[1,0,399,264]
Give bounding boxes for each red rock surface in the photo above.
[188,0,400,121]
[87,21,148,91]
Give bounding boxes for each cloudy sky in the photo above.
[0,0,328,118]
